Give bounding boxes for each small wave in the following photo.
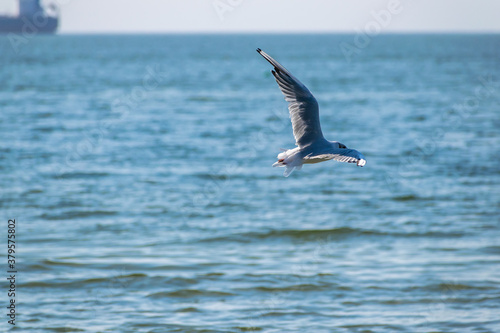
[187,96,217,102]
[240,272,336,283]
[150,264,203,271]
[195,173,230,181]
[54,171,110,179]
[260,310,325,318]
[36,112,55,118]
[434,282,496,291]
[259,227,378,238]
[407,282,496,292]
[246,283,349,292]
[321,189,357,195]
[42,259,85,267]
[33,126,60,133]
[22,237,65,244]
[40,210,118,220]
[20,281,52,288]
[408,115,427,122]
[175,307,200,313]
[378,294,500,305]
[42,327,85,332]
[201,227,379,243]
[47,200,84,209]
[479,246,500,255]
[340,324,404,331]
[23,188,44,195]
[24,264,51,271]
[391,194,421,201]
[232,326,263,331]
[206,202,252,209]
[21,273,148,288]
[147,289,235,298]
[202,272,225,277]
[201,226,464,243]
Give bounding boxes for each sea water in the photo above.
[0,34,499,332]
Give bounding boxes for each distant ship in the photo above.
[0,0,58,34]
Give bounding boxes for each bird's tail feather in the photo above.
[273,148,303,177]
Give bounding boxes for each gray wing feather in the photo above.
[257,49,324,147]
[308,148,367,166]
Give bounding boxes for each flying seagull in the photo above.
[257,48,366,177]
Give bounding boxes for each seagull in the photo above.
[257,48,366,177]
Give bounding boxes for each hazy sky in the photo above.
[2,0,500,33]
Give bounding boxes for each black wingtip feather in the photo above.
[256,48,261,53]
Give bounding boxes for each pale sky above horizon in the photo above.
[1,0,500,33]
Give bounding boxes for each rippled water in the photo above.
[1,34,500,332]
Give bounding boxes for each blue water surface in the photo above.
[1,34,499,332]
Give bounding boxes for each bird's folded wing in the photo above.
[257,48,324,147]
[306,148,367,167]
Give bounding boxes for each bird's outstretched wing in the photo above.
[257,48,324,147]
[306,148,367,167]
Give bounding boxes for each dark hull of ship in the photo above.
[0,16,58,34]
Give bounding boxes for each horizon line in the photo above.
[56,30,500,35]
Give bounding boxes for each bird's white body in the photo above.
[257,48,367,177]
[273,140,366,177]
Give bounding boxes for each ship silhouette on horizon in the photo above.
[0,0,58,34]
